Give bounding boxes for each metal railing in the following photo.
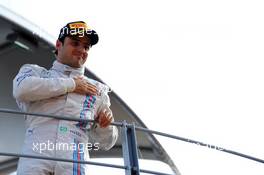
[0,108,264,175]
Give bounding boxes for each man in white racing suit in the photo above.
[13,21,118,175]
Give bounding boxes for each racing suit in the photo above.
[13,60,118,175]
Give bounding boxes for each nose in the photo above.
[75,46,88,59]
[77,45,86,53]
[79,46,88,58]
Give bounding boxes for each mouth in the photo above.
[73,54,83,60]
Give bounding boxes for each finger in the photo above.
[100,120,107,128]
[108,111,113,118]
[87,89,97,96]
[100,115,113,128]
[100,119,110,128]
[104,118,113,127]
[99,118,107,128]
[98,112,104,123]
[103,108,107,114]
[104,112,111,120]
[105,109,112,118]
[86,86,98,95]
[99,113,107,124]
[97,109,109,126]
[98,115,108,128]
[87,83,98,93]
[86,83,97,90]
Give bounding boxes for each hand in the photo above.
[96,108,113,128]
[73,76,98,96]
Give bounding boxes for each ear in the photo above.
[56,40,62,50]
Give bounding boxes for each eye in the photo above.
[71,41,80,47]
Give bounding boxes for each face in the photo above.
[56,36,91,68]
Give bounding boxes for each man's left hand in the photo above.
[97,108,113,128]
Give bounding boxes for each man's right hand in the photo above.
[73,76,98,96]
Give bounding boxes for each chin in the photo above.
[71,63,81,68]
[76,62,85,68]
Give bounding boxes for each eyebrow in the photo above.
[70,37,90,46]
